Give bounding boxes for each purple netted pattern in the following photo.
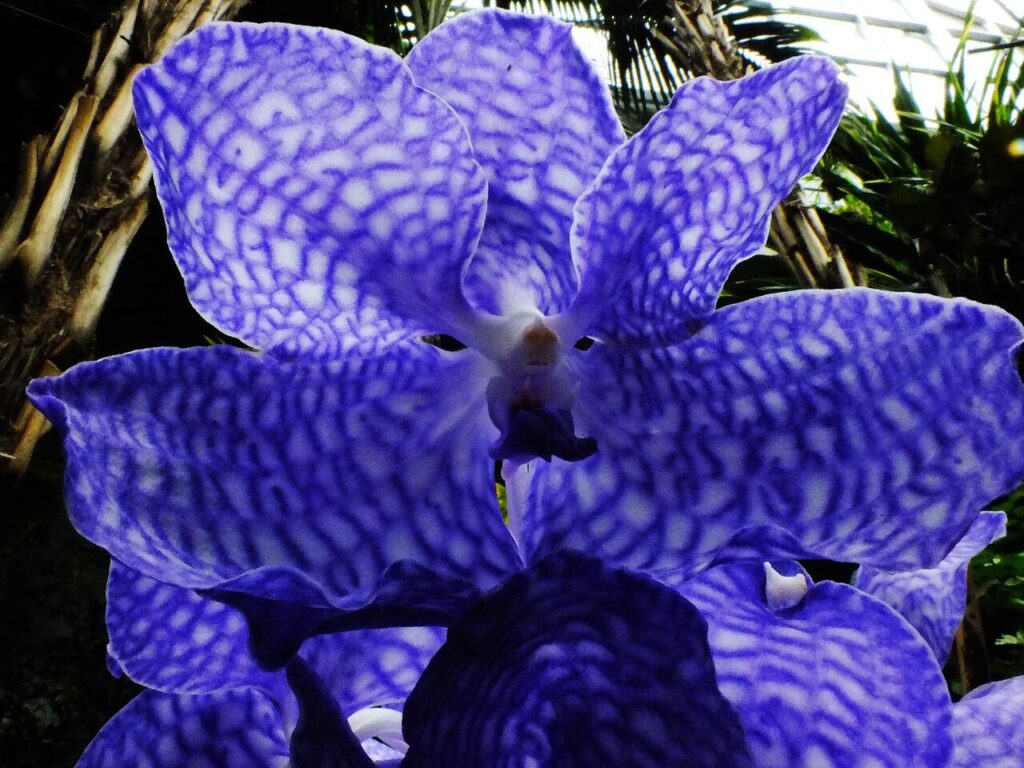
[97,568,453,767]
[952,677,1024,766]
[402,551,754,768]
[106,560,444,715]
[855,511,1006,663]
[680,563,954,767]
[302,625,444,714]
[106,561,280,695]
[407,10,623,316]
[76,688,290,768]
[523,290,1024,577]
[568,56,847,345]
[33,22,1024,760]
[28,344,518,599]
[133,22,487,357]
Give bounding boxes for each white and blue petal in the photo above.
[680,562,954,768]
[854,511,1006,664]
[302,625,444,714]
[952,677,1024,767]
[29,344,519,655]
[207,559,471,669]
[107,562,446,708]
[76,688,291,768]
[286,629,444,766]
[133,22,488,357]
[79,616,439,768]
[523,290,1024,577]
[407,10,624,316]
[566,55,847,345]
[106,561,281,695]
[401,551,754,768]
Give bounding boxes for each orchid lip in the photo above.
[482,316,597,463]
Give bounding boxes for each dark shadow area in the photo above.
[0,431,140,764]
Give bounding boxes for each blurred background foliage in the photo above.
[509,0,819,124]
[819,39,1024,316]
[1,0,1023,764]
[981,483,1024,683]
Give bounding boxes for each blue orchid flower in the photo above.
[854,510,1007,664]
[22,12,1024,765]
[81,566,444,768]
[26,11,1024,659]
[83,554,754,768]
[78,548,1024,767]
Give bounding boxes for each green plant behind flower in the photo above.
[818,31,1024,317]
[509,0,818,121]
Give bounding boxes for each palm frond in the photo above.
[819,26,1024,316]
[509,1,817,123]
[716,1,820,67]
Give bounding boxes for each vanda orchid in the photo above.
[25,7,1024,763]
[28,9,1024,638]
[78,529,1024,767]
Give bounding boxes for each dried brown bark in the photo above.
[955,567,991,693]
[0,0,251,493]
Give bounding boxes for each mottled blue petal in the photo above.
[134,22,488,357]
[76,688,290,768]
[407,10,624,316]
[855,511,1006,664]
[567,56,847,345]
[303,626,443,713]
[29,344,519,629]
[106,560,280,694]
[207,560,471,669]
[402,551,754,768]
[524,290,1024,576]
[107,561,445,741]
[680,562,954,768]
[952,677,1024,767]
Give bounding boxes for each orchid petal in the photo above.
[680,562,954,768]
[106,560,280,695]
[567,56,847,345]
[402,550,754,768]
[854,511,1006,664]
[133,22,487,357]
[524,290,1024,577]
[29,345,519,645]
[952,677,1024,767]
[407,10,624,316]
[90,586,442,766]
[107,561,444,736]
[303,625,443,714]
[207,561,469,669]
[76,688,290,768]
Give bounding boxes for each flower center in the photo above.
[519,321,559,366]
[485,317,596,464]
